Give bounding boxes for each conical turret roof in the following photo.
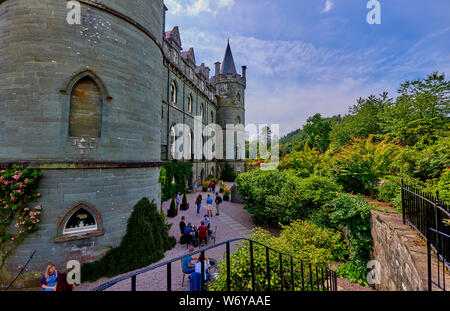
[220,41,237,75]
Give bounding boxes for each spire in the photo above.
[220,41,237,75]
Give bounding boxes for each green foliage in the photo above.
[438,169,450,204]
[279,144,321,177]
[181,192,188,210]
[411,135,450,181]
[0,166,43,270]
[303,114,332,153]
[376,175,424,210]
[380,72,449,147]
[221,164,237,182]
[235,170,341,225]
[330,94,387,148]
[331,136,402,194]
[160,162,193,202]
[81,198,176,282]
[210,221,346,291]
[326,194,373,286]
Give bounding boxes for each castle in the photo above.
[0,0,246,285]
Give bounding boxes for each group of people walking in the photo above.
[195,193,222,217]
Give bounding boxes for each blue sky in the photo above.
[164,0,450,136]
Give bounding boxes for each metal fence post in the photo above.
[250,240,255,291]
[427,227,432,291]
[266,247,271,291]
[226,242,231,291]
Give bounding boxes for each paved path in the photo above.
[76,186,255,291]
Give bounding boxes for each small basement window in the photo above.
[63,207,97,235]
[55,202,104,242]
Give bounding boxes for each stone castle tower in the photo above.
[212,41,247,174]
[0,0,247,286]
[0,0,166,286]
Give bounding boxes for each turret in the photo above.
[211,41,246,174]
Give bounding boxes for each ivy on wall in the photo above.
[160,162,193,202]
[0,166,43,271]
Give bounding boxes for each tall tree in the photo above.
[380,72,450,147]
[303,113,332,153]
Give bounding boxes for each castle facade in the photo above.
[0,0,246,285]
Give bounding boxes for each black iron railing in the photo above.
[427,228,449,291]
[401,184,450,258]
[93,237,338,292]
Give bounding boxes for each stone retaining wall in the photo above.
[370,210,427,291]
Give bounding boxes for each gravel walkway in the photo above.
[76,186,255,291]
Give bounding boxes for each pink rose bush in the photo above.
[0,165,42,269]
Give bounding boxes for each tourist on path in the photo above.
[197,221,208,246]
[40,264,60,291]
[195,194,203,215]
[206,194,213,217]
[193,181,198,193]
[204,215,212,235]
[176,192,181,208]
[215,192,222,216]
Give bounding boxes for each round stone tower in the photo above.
[211,41,247,175]
[0,0,165,286]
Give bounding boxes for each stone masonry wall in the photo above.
[370,210,427,291]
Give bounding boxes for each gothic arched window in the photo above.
[55,202,104,242]
[188,94,193,113]
[187,130,193,159]
[69,76,103,138]
[170,125,176,158]
[170,81,177,105]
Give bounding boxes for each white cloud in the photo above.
[165,0,235,16]
[177,27,449,136]
[321,0,334,13]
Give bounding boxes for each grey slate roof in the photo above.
[220,41,237,75]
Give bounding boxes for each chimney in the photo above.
[242,66,247,79]
[215,62,221,77]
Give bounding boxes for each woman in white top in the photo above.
[195,253,210,281]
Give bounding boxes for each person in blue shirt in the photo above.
[182,246,198,275]
[206,194,213,217]
[203,215,212,236]
[40,264,60,291]
[184,221,195,238]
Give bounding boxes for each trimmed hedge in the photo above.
[81,198,176,282]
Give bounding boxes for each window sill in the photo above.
[54,230,105,243]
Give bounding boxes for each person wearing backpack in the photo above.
[215,192,222,216]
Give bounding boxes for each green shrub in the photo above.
[279,144,321,177]
[438,169,450,204]
[81,198,176,282]
[326,194,373,286]
[376,175,424,209]
[221,164,237,182]
[160,162,193,202]
[331,136,402,195]
[235,170,341,225]
[210,221,346,291]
